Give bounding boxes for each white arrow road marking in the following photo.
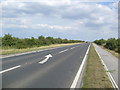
[59,49,68,53]
[39,54,53,64]
[0,65,21,74]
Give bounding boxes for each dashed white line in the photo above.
[59,49,68,53]
[70,47,75,50]
[0,65,21,74]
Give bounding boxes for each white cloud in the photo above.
[110,2,118,8]
[36,24,72,30]
[3,23,73,31]
[1,0,118,40]
[37,0,71,6]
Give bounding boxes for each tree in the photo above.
[104,38,117,50]
[55,38,62,44]
[118,39,120,53]
[2,34,83,49]
[94,39,106,45]
[63,39,69,43]
[2,34,15,47]
[15,39,27,49]
[38,36,47,45]
[0,37,2,47]
[46,36,56,44]
[24,38,36,47]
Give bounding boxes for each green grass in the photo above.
[1,43,80,56]
[82,44,113,88]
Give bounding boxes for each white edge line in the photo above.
[93,43,119,89]
[70,43,91,88]
[0,65,21,74]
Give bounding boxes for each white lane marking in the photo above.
[59,49,68,53]
[93,44,119,89]
[70,44,91,88]
[39,54,52,64]
[1,44,82,59]
[0,65,21,74]
[70,47,75,50]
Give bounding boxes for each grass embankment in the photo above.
[1,43,80,56]
[82,44,113,88]
[100,46,119,58]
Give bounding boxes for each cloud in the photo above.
[35,24,72,30]
[1,0,118,41]
[36,0,71,6]
[3,22,73,31]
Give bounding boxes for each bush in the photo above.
[2,34,15,47]
[94,39,106,45]
[94,38,119,53]
[2,34,83,49]
[15,39,27,49]
[104,38,117,50]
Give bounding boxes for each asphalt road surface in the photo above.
[2,43,90,88]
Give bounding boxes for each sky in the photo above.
[0,0,118,41]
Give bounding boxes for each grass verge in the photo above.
[82,44,113,88]
[1,43,80,56]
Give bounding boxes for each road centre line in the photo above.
[0,65,21,74]
[2,44,82,59]
[59,49,69,54]
[70,47,75,50]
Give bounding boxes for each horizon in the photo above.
[1,33,118,42]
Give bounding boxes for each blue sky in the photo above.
[0,0,118,41]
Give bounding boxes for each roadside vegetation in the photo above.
[94,38,119,57]
[1,34,84,55]
[1,43,79,55]
[82,44,113,88]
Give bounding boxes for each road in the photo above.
[1,43,90,88]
